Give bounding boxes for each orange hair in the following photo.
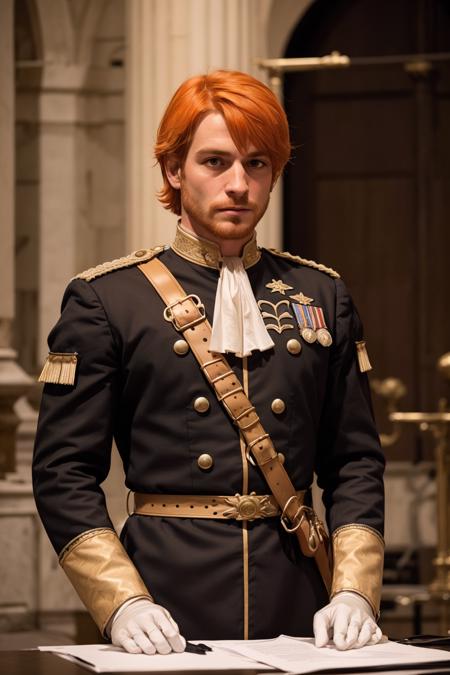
[154,70,291,215]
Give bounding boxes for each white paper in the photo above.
[39,637,450,674]
[207,635,450,673]
[38,643,273,672]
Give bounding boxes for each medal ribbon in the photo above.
[312,306,327,330]
[292,303,315,329]
[304,305,318,330]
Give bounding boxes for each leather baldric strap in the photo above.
[138,257,332,593]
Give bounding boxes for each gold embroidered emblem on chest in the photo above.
[258,299,294,334]
[290,291,314,305]
[265,279,294,295]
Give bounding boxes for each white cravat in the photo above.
[209,256,274,358]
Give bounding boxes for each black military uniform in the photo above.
[33,225,385,640]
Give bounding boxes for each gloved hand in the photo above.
[313,592,382,650]
[110,598,186,655]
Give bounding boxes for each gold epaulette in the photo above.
[38,352,78,386]
[73,246,165,282]
[267,248,340,279]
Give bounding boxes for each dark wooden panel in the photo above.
[283,0,450,459]
[429,93,450,405]
[315,179,417,445]
[314,97,414,175]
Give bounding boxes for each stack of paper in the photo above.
[208,635,450,673]
[39,635,450,673]
[38,643,273,672]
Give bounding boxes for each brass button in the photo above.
[287,338,302,355]
[134,249,147,257]
[194,396,210,413]
[173,339,189,355]
[271,398,286,415]
[277,452,285,465]
[197,453,214,470]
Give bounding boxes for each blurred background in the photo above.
[0,0,449,648]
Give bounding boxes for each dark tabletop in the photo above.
[2,648,449,675]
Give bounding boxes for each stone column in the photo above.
[125,0,281,252]
[15,58,126,363]
[0,0,36,633]
[34,68,82,362]
[15,63,109,630]
[0,0,33,476]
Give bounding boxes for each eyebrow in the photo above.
[195,148,270,158]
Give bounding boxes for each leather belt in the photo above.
[133,491,306,521]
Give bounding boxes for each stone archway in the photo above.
[267,0,315,58]
[34,0,74,62]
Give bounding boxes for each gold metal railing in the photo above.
[256,51,450,97]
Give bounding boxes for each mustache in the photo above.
[214,203,255,210]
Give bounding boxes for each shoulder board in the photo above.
[266,248,340,279]
[73,246,165,282]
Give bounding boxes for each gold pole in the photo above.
[432,423,450,633]
[268,70,283,100]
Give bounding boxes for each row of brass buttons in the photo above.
[193,396,286,415]
[174,337,293,472]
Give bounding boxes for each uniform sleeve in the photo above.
[315,277,385,616]
[33,279,151,634]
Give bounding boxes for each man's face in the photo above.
[167,112,273,246]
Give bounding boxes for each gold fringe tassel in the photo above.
[38,352,78,385]
[355,341,372,373]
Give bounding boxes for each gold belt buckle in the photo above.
[223,492,278,521]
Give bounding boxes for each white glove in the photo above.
[110,598,186,655]
[313,592,382,650]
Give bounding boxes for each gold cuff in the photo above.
[59,528,152,635]
[331,524,384,617]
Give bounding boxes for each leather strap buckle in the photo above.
[245,433,272,467]
[163,294,205,331]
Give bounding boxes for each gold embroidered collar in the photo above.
[171,223,261,270]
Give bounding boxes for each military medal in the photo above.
[292,303,317,343]
[311,306,333,347]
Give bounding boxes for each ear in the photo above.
[164,155,182,190]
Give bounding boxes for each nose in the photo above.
[225,161,248,198]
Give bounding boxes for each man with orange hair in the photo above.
[33,71,384,654]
